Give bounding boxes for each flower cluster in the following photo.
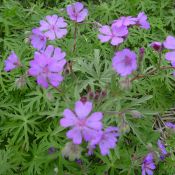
[98,12,150,46]
[60,100,119,155]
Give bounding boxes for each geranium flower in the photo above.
[136,12,150,29]
[4,51,21,72]
[89,127,119,155]
[39,15,67,40]
[66,2,88,22]
[163,36,175,63]
[30,28,47,50]
[60,100,103,144]
[112,48,137,76]
[112,16,136,27]
[165,122,175,129]
[142,153,156,175]
[98,25,128,46]
[157,139,167,160]
[28,45,66,88]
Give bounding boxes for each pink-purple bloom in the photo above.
[98,25,128,46]
[142,153,156,175]
[60,100,103,144]
[136,12,150,29]
[157,140,167,156]
[150,42,162,52]
[89,127,119,155]
[112,16,136,27]
[29,45,66,88]
[163,36,175,63]
[165,122,175,130]
[30,28,47,50]
[66,2,88,22]
[112,48,137,76]
[39,15,67,40]
[4,51,21,72]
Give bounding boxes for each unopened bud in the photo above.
[130,110,142,118]
[101,90,107,97]
[15,75,26,89]
[150,42,163,52]
[119,77,131,90]
[94,91,100,100]
[80,96,87,103]
[139,48,145,59]
[62,142,82,161]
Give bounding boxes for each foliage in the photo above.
[0,0,175,174]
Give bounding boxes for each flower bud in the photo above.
[139,47,145,59]
[130,110,142,118]
[119,77,131,90]
[62,142,82,161]
[150,42,163,52]
[15,75,26,89]
[80,96,87,103]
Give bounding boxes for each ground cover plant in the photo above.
[1,0,175,174]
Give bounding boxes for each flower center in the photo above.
[124,56,132,66]
[51,25,55,30]
[78,119,86,127]
[43,66,49,74]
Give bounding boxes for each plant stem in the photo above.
[131,66,175,82]
[73,22,78,52]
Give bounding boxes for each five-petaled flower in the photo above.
[163,36,175,64]
[142,153,156,175]
[112,48,137,76]
[28,45,66,88]
[136,12,150,29]
[39,15,67,40]
[30,28,47,50]
[66,2,88,22]
[112,16,136,27]
[98,24,128,46]
[4,51,21,72]
[60,100,103,144]
[89,127,119,155]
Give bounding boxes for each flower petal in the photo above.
[66,127,82,144]
[164,36,175,50]
[165,51,175,62]
[60,109,77,127]
[75,101,92,119]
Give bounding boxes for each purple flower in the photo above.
[157,139,167,156]
[89,127,119,156]
[112,16,136,27]
[112,48,137,76]
[30,28,47,50]
[39,15,67,40]
[66,2,88,22]
[4,51,21,72]
[98,25,128,46]
[136,12,150,29]
[29,45,66,88]
[60,100,103,144]
[150,42,162,52]
[165,122,175,129]
[142,153,156,175]
[163,36,175,63]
